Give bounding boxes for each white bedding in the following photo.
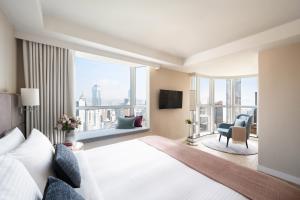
[76,140,247,200]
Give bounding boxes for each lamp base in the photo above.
[186,134,200,146]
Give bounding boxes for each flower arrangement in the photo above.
[185,119,192,125]
[57,114,81,132]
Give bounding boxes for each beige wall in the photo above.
[258,42,300,181]
[84,67,190,149]
[149,67,190,139]
[0,9,16,93]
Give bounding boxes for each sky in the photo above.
[75,56,147,105]
[75,54,256,107]
[200,77,257,106]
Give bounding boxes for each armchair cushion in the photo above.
[234,119,245,127]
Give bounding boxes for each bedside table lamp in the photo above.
[21,88,40,111]
[21,88,40,137]
[187,90,198,146]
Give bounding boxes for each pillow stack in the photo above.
[0,128,85,200]
[0,156,42,200]
[0,127,25,155]
[8,129,55,192]
[117,115,143,129]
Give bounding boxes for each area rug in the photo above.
[201,135,258,155]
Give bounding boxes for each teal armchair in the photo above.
[217,114,253,148]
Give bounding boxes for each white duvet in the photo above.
[76,140,247,200]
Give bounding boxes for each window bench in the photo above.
[76,127,150,143]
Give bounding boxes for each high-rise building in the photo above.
[76,93,87,131]
[214,101,223,125]
[235,79,241,105]
[92,84,101,106]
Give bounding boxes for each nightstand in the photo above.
[63,142,84,151]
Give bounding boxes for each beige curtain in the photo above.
[22,40,74,144]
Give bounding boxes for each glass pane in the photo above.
[214,79,227,106]
[234,79,241,105]
[75,55,130,106]
[233,107,255,120]
[136,67,147,105]
[76,107,131,131]
[235,77,258,106]
[199,78,209,104]
[199,106,210,132]
[214,106,227,127]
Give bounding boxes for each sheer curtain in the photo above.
[22,40,74,144]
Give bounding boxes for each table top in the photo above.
[63,142,84,151]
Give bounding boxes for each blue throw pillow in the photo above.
[234,119,245,127]
[53,144,81,188]
[116,117,135,129]
[43,176,84,200]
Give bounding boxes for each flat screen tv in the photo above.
[159,90,183,109]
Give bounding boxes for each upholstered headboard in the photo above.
[0,93,24,137]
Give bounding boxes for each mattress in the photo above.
[76,139,246,200]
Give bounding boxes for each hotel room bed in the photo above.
[76,138,246,200]
[1,93,300,200]
[75,136,300,200]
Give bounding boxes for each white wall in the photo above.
[258,42,300,185]
[0,9,16,93]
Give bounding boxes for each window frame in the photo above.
[75,55,150,132]
[195,75,258,136]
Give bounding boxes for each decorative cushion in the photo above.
[0,156,42,200]
[125,115,143,127]
[0,127,25,155]
[8,129,55,193]
[43,176,84,200]
[116,116,135,129]
[53,144,81,188]
[234,119,245,127]
[134,116,143,127]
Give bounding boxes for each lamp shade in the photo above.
[21,88,40,106]
[189,90,196,111]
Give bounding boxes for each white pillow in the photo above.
[0,127,25,155]
[0,156,42,200]
[8,129,55,193]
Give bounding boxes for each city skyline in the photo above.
[75,55,147,106]
[200,77,257,106]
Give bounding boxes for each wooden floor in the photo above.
[181,135,300,189]
[181,134,258,170]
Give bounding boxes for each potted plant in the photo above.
[185,119,193,138]
[185,119,192,125]
[57,114,81,144]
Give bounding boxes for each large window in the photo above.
[233,77,258,122]
[196,76,258,136]
[75,53,149,131]
[214,79,227,106]
[198,78,211,133]
[214,79,230,128]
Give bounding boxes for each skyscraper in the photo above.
[214,101,223,126]
[235,79,241,105]
[92,84,101,106]
[76,93,87,131]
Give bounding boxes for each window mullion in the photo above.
[130,67,136,115]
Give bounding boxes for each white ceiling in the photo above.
[41,0,300,58]
[185,50,258,77]
[1,0,300,76]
